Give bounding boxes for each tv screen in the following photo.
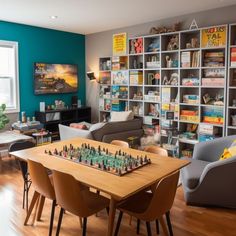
[34,63,78,94]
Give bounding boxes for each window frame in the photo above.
[0,40,20,114]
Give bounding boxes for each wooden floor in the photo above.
[0,157,235,236]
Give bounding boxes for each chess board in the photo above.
[45,143,151,176]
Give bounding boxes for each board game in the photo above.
[45,143,151,176]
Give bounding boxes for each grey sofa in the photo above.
[59,119,143,143]
[180,135,236,208]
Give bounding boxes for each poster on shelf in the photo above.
[113,32,127,56]
[201,26,227,48]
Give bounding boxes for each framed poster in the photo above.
[113,32,127,56]
[201,26,227,48]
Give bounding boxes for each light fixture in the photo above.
[50,15,58,20]
[87,72,96,81]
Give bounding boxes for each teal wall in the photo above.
[0,21,85,117]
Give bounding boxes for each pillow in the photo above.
[70,123,88,130]
[110,111,134,122]
[89,122,106,132]
[220,140,236,160]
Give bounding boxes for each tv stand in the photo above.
[35,106,91,140]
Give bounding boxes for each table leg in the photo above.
[107,198,117,236]
[159,215,169,236]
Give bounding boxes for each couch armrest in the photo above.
[192,135,236,162]
[199,156,236,184]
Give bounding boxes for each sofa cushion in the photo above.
[220,140,236,160]
[181,158,210,189]
[110,111,134,122]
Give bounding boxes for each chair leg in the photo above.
[56,208,64,236]
[24,191,40,225]
[106,206,110,215]
[26,181,32,212]
[114,211,123,236]
[166,211,173,236]
[155,219,159,234]
[146,221,152,236]
[37,195,45,221]
[82,217,87,236]
[22,182,26,209]
[136,219,140,234]
[49,200,56,236]
[129,215,133,225]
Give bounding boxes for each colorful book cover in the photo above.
[201,26,227,48]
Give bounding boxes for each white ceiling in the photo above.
[0,0,235,35]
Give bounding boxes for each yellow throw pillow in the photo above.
[220,144,236,160]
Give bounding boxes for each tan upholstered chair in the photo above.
[25,160,56,236]
[52,170,110,236]
[144,145,168,156]
[111,140,129,148]
[115,171,180,236]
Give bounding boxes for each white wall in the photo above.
[86,4,236,122]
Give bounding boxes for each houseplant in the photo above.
[0,104,9,130]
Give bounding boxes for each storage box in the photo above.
[202,78,224,86]
[199,124,218,135]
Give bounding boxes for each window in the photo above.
[0,40,19,113]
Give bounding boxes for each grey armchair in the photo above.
[181,135,236,208]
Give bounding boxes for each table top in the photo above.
[10,137,190,201]
[0,130,33,146]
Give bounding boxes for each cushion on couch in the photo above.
[181,158,210,189]
[110,111,134,122]
[220,139,236,160]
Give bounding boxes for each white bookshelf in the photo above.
[98,24,228,157]
[227,24,236,136]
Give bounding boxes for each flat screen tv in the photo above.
[34,63,78,94]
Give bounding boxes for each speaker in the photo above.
[71,96,78,107]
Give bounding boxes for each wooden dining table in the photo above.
[10,137,190,236]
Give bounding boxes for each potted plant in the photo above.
[0,104,9,130]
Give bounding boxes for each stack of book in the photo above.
[231,48,236,67]
[181,51,200,68]
[111,86,128,99]
[203,51,224,67]
[202,106,224,124]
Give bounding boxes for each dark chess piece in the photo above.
[98,145,101,152]
[45,150,47,154]
[124,166,128,172]
[144,155,148,162]
[64,145,68,152]
[90,159,93,166]
[79,156,82,162]
[118,169,122,176]
[140,157,143,165]
[59,151,62,156]
[119,150,121,155]
[88,144,90,149]
[106,149,109,155]
[103,147,106,152]
[148,159,151,163]
[48,150,52,155]
[54,148,58,155]
[98,163,101,169]
[107,166,110,171]
[122,152,125,156]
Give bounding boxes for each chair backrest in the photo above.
[144,145,168,156]
[143,171,179,221]
[27,159,55,200]
[52,170,89,217]
[111,140,129,148]
[9,141,35,180]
